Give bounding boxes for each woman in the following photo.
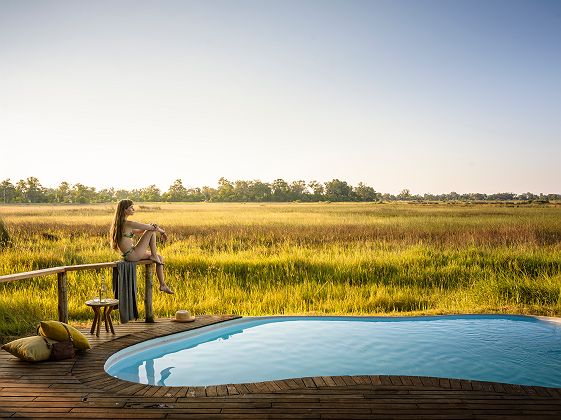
[110,199,174,294]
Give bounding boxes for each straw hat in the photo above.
[172,310,195,322]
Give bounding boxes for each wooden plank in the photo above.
[184,387,197,398]
[400,376,414,386]
[0,260,154,283]
[301,378,316,388]
[193,386,206,397]
[352,376,371,385]
[169,387,189,398]
[438,378,451,389]
[409,376,420,386]
[152,386,175,398]
[460,381,473,390]
[311,377,326,387]
[226,385,240,396]
[253,382,271,394]
[0,266,65,283]
[244,383,261,393]
[341,376,357,386]
[63,262,118,272]
[264,381,281,392]
[321,377,337,387]
[389,376,403,386]
[216,385,229,396]
[65,260,153,272]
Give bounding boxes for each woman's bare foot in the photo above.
[160,284,174,294]
[150,255,164,265]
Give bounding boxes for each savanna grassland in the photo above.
[1,202,561,342]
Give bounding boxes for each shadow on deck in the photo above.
[1,315,560,419]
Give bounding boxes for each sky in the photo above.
[0,0,559,194]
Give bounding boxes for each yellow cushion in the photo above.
[39,321,91,350]
[1,336,57,362]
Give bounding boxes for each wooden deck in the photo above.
[1,315,561,419]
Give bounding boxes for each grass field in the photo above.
[1,202,561,342]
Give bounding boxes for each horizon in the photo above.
[1,175,559,196]
[1,0,560,194]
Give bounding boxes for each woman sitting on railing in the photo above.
[109,199,174,294]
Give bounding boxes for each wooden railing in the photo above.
[0,260,156,323]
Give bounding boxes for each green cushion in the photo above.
[1,336,57,362]
[38,321,91,350]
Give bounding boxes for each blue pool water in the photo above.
[105,315,561,387]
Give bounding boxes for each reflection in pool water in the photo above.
[128,359,176,386]
[126,329,244,386]
[105,315,561,387]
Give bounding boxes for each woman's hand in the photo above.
[152,223,168,242]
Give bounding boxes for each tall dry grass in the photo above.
[1,202,560,342]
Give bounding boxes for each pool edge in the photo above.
[72,314,561,398]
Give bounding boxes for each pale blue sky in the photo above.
[0,0,559,194]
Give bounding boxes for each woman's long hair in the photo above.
[110,199,133,250]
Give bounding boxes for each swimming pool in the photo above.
[105,315,561,387]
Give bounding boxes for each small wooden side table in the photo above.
[85,298,119,337]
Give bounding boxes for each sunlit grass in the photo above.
[1,202,560,342]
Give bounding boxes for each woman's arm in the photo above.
[126,220,163,233]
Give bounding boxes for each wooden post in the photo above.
[57,271,69,323]
[144,264,154,323]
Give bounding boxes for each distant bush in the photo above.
[0,218,10,249]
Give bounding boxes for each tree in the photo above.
[397,189,411,201]
[324,179,354,201]
[114,189,130,200]
[467,192,487,201]
[488,192,516,201]
[354,182,377,201]
[55,182,72,203]
[97,188,115,202]
[233,180,252,201]
[250,180,272,202]
[71,183,96,203]
[271,179,291,202]
[216,177,235,201]
[15,177,45,203]
[27,177,46,202]
[201,186,217,201]
[14,180,26,202]
[290,180,309,201]
[185,187,205,202]
[164,179,188,202]
[139,185,161,202]
[308,181,325,201]
[0,179,16,203]
[446,191,460,201]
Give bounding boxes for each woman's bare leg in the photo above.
[156,254,173,294]
[125,231,173,294]
[126,230,157,261]
[149,234,162,265]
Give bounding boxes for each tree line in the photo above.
[0,177,559,204]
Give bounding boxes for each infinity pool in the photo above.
[105,315,561,387]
